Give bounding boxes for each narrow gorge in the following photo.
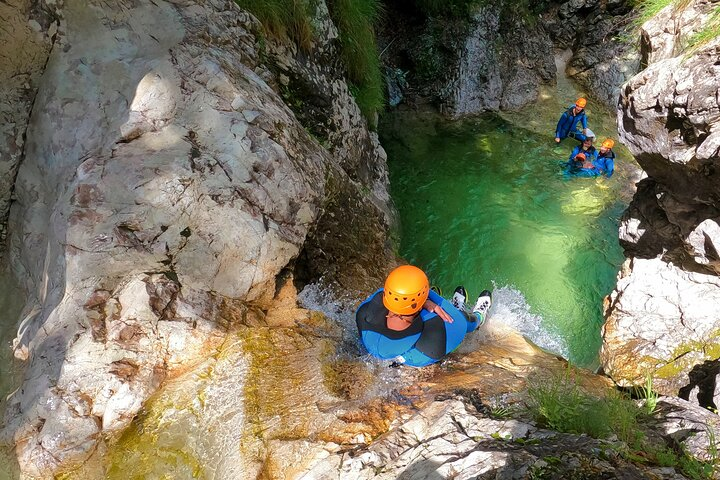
[0,0,718,479]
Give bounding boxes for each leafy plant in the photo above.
[641,372,659,414]
[327,0,385,121]
[527,370,639,440]
[687,6,720,50]
[489,404,512,419]
[235,0,315,51]
[236,0,384,123]
[631,0,676,26]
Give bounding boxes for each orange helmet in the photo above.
[383,265,429,315]
[575,98,587,108]
[575,152,586,161]
[602,138,615,149]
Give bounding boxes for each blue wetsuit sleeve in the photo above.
[555,112,568,138]
[606,158,615,177]
[581,113,588,130]
[569,145,579,161]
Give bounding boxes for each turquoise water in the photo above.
[380,102,638,368]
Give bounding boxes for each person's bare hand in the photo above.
[432,305,453,323]
[555,137,560,143]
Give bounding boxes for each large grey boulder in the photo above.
[0,0,56,247]
[601,258,720,398]
[0,0,395,476]
[446,3,555,117]
[544,0,640,110]
[603,0,720,406]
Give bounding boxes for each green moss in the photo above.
[687,6,720,50]
[102,399,206,480]
[237,0,384,123]
[647,328,720,380]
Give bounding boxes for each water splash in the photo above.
[297,282,361,348]
[486,285,569,360]
[298,283,412,397]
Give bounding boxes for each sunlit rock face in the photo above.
[543,0,640,110]
[55,300,625,480]
[447,4,555,117]
[0,0,394,476]
[0,0,55,246]
[603,0,720,407]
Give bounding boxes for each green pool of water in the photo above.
[380,101,638,367]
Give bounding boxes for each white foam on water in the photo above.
[486,284,569,360]
[298,283,415,396]
[297,282,362,346]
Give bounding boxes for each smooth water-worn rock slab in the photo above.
[0,0,394,477]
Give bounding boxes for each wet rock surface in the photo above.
[544,0,640,110]
[603,0,720,411]
[0,0,394,476]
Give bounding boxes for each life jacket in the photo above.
[599,150,616,160]
[355,289,475,367]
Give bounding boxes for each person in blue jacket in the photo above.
[565,130,597,166]
[595,138,616,177]
[555,97,589,143]
[355,265,492,367]
[565,136,616,178]
[565,152,602,177]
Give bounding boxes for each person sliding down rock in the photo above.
[355,265,492,367]
[555,97,589,143]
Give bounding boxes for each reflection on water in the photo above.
[380,94,639,367]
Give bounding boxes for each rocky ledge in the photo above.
[602,0,720,410]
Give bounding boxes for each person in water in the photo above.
[594,138,616,178]
[565,136,616,178]
[355,265,492,367]
[567,130,597,164]
[555,97,589,143]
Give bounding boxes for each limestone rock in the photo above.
[601,258,720,397]
[446,4,555,117]
[639,0,718,65]
[604,0,720,407]
[0,0,395,476]
[306,397,695,479]
[652,396,720,464]
[0,0,56,247]
[545,0,640,110]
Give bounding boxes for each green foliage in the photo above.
[528,371,718,479]
[527,370,640,441]
[328,0,385,121]
[677,451,716,480]
[236,0,384,123]
[234,0,315,51]
[631,0,676,25]
[641,373,659,414]
[687,6,720,50]
[489,404,512,419]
